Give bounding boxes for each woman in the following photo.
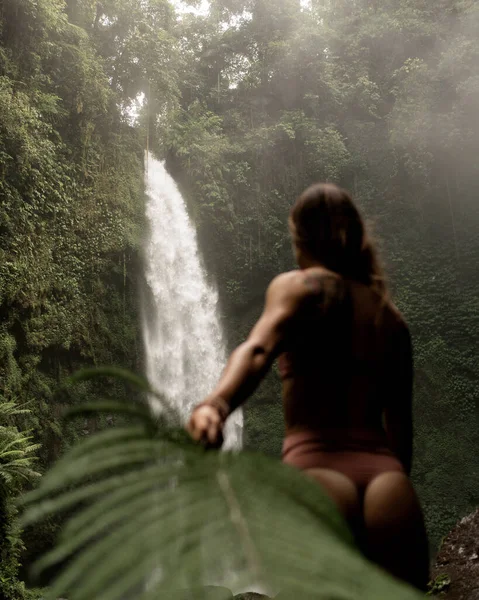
[187,183,429,590]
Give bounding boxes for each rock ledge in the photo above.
[430,508,479,599]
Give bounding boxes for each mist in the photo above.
[0,0,478,598]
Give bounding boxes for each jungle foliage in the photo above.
[158,0,479,549]
[0,0,478,589]
[0,0,175,587]
[0,400,40,599]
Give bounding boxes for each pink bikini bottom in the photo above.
[282,429,404,489]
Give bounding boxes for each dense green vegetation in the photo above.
[160,0,479,549]
[0,0,168,591]
[0,0,478,592]
[0,401,40,599]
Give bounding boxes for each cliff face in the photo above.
[430,508,479,598]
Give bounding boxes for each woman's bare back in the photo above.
[189,267,430,589]
[279,271,429,589]
[281,274,407,434]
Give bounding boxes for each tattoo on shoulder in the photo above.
[303,274,324,294]
[303,272,342,299]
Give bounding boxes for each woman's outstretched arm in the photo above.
[187,270,304,446]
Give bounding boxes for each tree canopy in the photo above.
[0,1,478,593]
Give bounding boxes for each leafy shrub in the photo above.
[0,400,40,600]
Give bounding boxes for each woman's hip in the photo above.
[282,429,404,488]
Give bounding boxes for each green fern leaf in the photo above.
[19,374,422,600]
[66,367,176,418]
[65,400,152,421]
[21,427,423,600]
[67,366,154,392]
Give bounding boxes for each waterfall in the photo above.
[142,153,243,449]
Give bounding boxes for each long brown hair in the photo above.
[290,183,388,299]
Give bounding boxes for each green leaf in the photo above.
[65,366,177,421]
[21,417,423,600]
[65,400,151,421]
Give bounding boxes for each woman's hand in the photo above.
[187,399,228,449]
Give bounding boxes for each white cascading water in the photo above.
[142,153,243,449]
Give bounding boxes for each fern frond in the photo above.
[67,366,153,391]
[62,426,148,459]
[21,428,423,600]
[21,466,155,526]
[65,400,152,422]
[0,450,29,460]
[0,420,40,490]
[0,400,31,418]
[0,470,13,484]
[19,372,422,600]
[66,367,177,419]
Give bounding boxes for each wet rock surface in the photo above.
[430,508,479,598]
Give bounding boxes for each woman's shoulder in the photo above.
[384,300,408,328]
[269,268,341,300]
